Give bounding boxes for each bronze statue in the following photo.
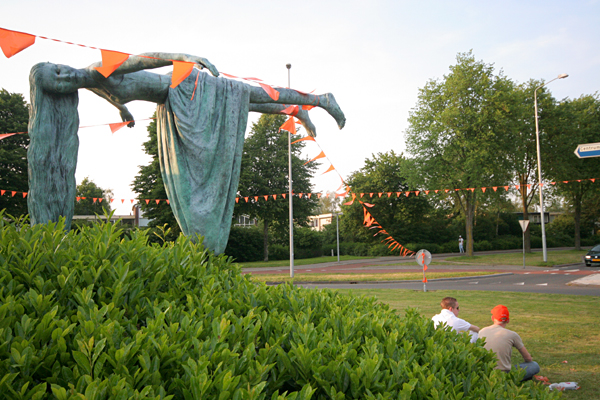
[28,53,345,253]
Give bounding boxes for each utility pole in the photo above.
[286,63,294,278]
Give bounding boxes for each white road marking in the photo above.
[468,282,479,284]
[565,273,570,275]
[524,272,531,275]
[551,273,558,275]
[306,270,312,271]
[564,269,579,272]
[514,282,525,285]
[536,283,548,286]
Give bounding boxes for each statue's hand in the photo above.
[120,108,135,128]
[185,55,219,77]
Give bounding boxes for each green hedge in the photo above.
[0,213,558,399]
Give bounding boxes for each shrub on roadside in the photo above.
[0,213,559,399]
[225,225,264,262]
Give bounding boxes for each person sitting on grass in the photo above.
[432,297,480,343]
[478,305,540,381]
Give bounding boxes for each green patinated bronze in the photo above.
[27,52,345,253]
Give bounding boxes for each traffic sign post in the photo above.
[574,143,600,159]
[415,249,432,292]
[518,220,530,269]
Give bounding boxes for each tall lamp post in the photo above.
[534,73,568,262]
[286,63,295,278]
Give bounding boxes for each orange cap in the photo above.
[491,305,509,322]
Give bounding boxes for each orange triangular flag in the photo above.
[469,188,475,192]
[244,197,249,202]
[378,193,383,198]
[98,198,103,203]
[0,28,35,58]
[92,198,97,203]
[22,192,27,198]
[264,195,268,201]
[121,199,125,203]
[0,133,19,141]
[316,193,322,198]
[281,105,299,116]
[591,178,596,183]
[415,191,420,196]
[291,136,315,144]
[369,193,374,198]
[321,165,335,175]
[405,192,410,197]
[236,198,239,203]
[0,190,4,196]
[170,61,195,88]
[94,49,129,78]
[387,192,392,197]
[482,187,487,193]
[131,199,134,203]
[492,187,497,192]
[258,83,280,101]
[109,121,129,134]
[166,200,170,205]
[504,186,509,191]
[435,190,439,193]
[272,194,277,200]
[360,193,365,198]
[282,194,287,199]
[279,116,296,134]
[155,200,160,204]
[425,191,429,195]
[145,199,150,204]
[110,199,114,203]
[299,193,303,198]
[304,151,325,165]
[307,193,312,198]
[254,196,259,202]
[363,202,374,207]
[445,189,450,193]
[396,192,401,197]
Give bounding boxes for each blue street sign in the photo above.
[574,143,600,159]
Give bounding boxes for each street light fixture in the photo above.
[286,63,295,278]
[534,73,568,262]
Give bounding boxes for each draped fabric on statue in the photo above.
[156,69,250,254]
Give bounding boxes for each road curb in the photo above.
[264,272,514,286]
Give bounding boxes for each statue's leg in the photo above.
[248,87,346,130]
[249,103,317,137]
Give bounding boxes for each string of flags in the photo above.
[0,27,309,101]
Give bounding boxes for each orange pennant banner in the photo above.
[291,136,315,145]
[258,83,280,101]
[94,49,129,78]
[0,133,18,141]
[304,151,325,165]
[0,28,35,58]
[321,164,335,175]
[279,116,297,134]
[109,121,129,134]
[170,61,195,88]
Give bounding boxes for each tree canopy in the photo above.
[73,177,113,215]
[404,51,514,255]
[0,89,29,217]
[234,114,318,261]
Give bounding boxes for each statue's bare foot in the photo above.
[319,93,346,129]
[296,108,317,137]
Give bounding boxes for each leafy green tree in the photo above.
[404,51,514,255]
[341,151,431,246]
[544,94,600,249]
[73,177,113,215]
[0,89,29,217]
[317,191,341,214]
[234,114,318,261]
[131,116,181,239]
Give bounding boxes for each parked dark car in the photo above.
[584,245,600,267]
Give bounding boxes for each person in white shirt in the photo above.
[432,297,480,343]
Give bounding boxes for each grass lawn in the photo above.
[337,289,599,399]
[432,249,587,267]
[237,255,371,269]
[248,271,495,283]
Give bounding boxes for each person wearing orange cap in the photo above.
[479,305,540,381]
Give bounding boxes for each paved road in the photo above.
[243,249,600,296]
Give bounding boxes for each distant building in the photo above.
[233,214,258,227]
[72,205,150,227]
[514,212,561,224]
[309,213,335,231]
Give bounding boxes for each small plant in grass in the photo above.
[0,211,560,399]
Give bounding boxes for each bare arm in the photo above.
[468,324,480,333]
[518,346,533,363]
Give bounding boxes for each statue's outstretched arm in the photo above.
[249,104,316,137]
[87,86,135,127]
[87,52,219,77]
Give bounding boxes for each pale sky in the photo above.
[2,0,599,215]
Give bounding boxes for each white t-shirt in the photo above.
[432,309,478,343]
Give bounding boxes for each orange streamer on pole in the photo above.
[279,116,296,134]
[0,28,35,58]
[258,83,280,101]
[291,136,315,145]
[321,165,335,175]
[94,49,129,78]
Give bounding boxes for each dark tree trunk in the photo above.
[465,191,476,256]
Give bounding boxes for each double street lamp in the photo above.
[534,73,568,262]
